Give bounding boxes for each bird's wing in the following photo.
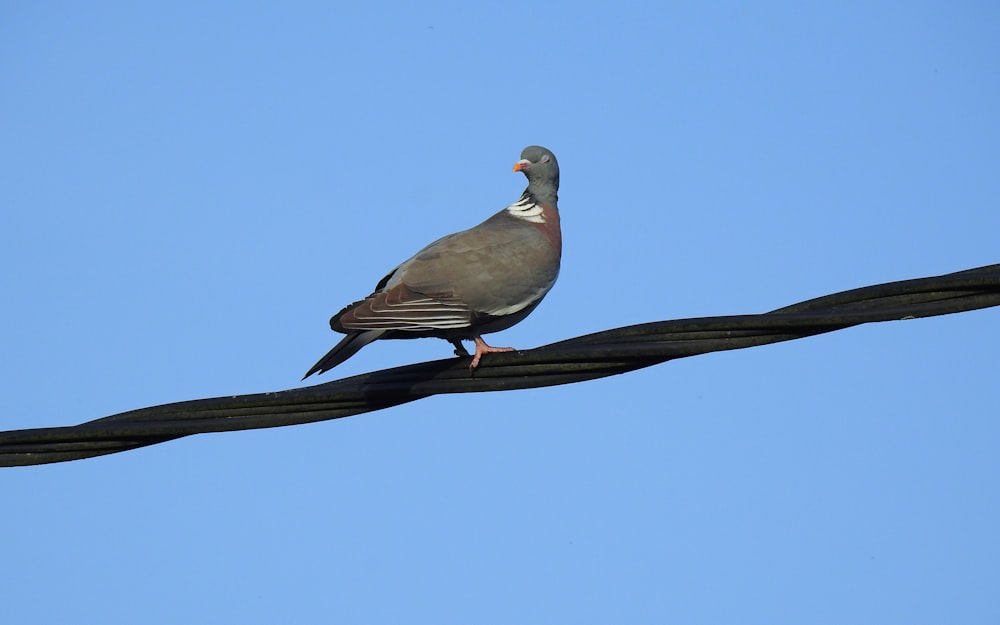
[395,211,559,315]
[335,206,558,333]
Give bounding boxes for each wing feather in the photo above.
[336,283,473,332]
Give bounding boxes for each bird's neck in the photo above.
[504,191,562,253]
[506,191,549,223]
[526,181,558,206]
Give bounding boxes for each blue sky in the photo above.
[2,2,999,623]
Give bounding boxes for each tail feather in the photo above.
[302,330,386,380]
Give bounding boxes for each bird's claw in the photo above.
[469,337,515,369]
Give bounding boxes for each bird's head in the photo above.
[513,145,559,199]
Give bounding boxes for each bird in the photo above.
[303,145,561,379]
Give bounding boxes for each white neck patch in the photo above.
[505,196,545,223]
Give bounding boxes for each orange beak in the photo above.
[512,159,531,172]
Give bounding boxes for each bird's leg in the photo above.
[469,336,515,369]
[449,339,470,358]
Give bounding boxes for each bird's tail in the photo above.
[302,330,386,380]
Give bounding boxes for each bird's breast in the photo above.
[531,202,561,255]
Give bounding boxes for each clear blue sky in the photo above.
[2,2,998,623]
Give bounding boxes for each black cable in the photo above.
[2,263,998,467]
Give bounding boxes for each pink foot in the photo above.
[469,336,515,368]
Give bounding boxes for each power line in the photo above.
[2,263,997,467]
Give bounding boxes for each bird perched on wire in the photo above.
[302,145,562,379]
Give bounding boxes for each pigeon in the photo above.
[303,145,561,379]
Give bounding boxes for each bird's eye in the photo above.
[541,154,551,163]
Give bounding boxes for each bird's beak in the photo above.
[512,159,531,172]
